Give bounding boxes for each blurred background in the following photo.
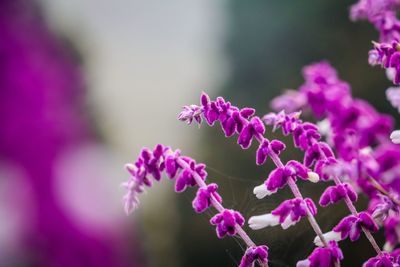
[0,0,397,266]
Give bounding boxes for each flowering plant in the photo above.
[122,1,400,266]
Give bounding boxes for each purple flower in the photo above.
[249,198,316,230]
[314,157,338,181]
[270,89,307,113]
[297,241,343,267]
[369,194,399,222]
[370,41,400,84]
[237,116,265,149]
[350,0,400,42]
[387,87,400,112]
[293,122,321,150]
[263,111,302,134]
[256,139,286,165]
[165,149,181,178]
[122,164,147,214]
[304,142,333,167]
[178,104,203,125]
[263,160,309,195]
[210,209,245,239]
[239,246,269,267]
[123,145,171,214]
[318,212,379,244]
[175,158,207,192]
[319,183,358,207]
[302,61,339,85]
[350,0,400,21]
[363,253,397,267]
[123,145,209,213]
[384,216,400,251]
[299,63,352,118]
[192,183,222,213]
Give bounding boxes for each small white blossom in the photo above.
[307,172,320,183]
[314,231,341,247]
[253,184,274,199]
[390,130,400,144]
[248,214,279,230]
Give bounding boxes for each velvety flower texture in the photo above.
[272,61,393,159]
[363,252,398,267]
[319,183,358,207]
[386,87,400,112]
[384,216,400,251]
[263,110,335,171]
[369,41,400,84]
[263,160,309,195]
[239,246,269,267]
[256,139,286,165]
[350,0,400,42]
[123,144,208,214]
[386,87,400,144]
[248,198,316,230]
[210,209,245,239]
[192,183,222,213]
[124,144,269,266]
[179,92,329,264]
[315,212,379,246]
[297,241,343,267]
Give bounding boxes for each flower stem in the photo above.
[176,157,269,267]
[367,176,400,207]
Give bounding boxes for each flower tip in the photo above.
[125,163,137,176]
[314,231,341,247]
[313,236,324,247]
[307,172,320,183]
[390,130,400,144]
[253,184,270,199]
[383,242,394,252]
[248,214,279,230]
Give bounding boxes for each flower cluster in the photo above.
[297,241,343,267]
[123,144,268,267]
[272,59,400,265]
[249,197,316,230]
[210,209,245,238]
[315,212,378,246]
[352,0,400,149]
[179,92,344,265]
[239,246,269,267]
[350,0,400,42]
[121,3,400,265]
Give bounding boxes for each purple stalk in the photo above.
[175,157,265,260]
[321,151,382,255]
[179,93,332,250]
[264,110,383,256]
[123,145,269,267]
[265,148,330,248]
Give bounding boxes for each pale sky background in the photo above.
[39,1,228,266]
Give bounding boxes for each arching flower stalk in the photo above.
[123,144,269,267]
[179,92,341,266]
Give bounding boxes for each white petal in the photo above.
[307,172,320,183]
[313,231,341,247]
[124,163,137,174]
[253,184,274,199]
[296,259,311,267]
[281,216,297,230]
[387,68,396,81]
[248,213,279,230]
[317,119,331,136]
[360,147,372,155]
[383,242,394,252]
[390,130,400,144]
